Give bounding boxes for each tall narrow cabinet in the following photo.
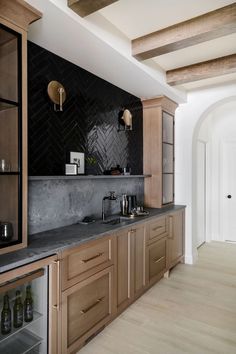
[143,96,178,208]
[0,0,41,254]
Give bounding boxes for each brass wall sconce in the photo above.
[47,81,66,111]
[118,109,132,131]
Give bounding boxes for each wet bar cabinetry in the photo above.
[59,208,185,353]
[143,96,178,208]
[0,1,41,254]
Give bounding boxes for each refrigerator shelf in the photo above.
[0,328,42,354]
[0,311,42,344]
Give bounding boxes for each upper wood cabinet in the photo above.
[142,96,178,208]
[0,1,41,255]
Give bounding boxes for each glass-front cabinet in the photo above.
[0,23,22,251]
[162,111,174,205]
[0,1,41,254]
[143,96,178,208]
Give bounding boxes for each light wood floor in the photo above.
[78,242,236,354]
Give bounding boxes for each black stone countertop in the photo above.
[0,205,185,273]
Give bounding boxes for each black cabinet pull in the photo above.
[227,195,232,199]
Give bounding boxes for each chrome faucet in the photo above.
[102,191,118,221]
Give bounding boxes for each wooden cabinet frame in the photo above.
[142,96,178,208]
[0,1,41,255]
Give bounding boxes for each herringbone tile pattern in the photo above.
[28,42,143,175]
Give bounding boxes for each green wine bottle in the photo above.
[24,285,33,322]
[1,294,11,335]
[13,290,23,328]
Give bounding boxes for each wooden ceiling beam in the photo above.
[68,0,119,17]
[132,3,236,60]
[166,54,236,86]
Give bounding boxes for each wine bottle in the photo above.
[1,294,11,335]
[13,290,23,328]
[24,285,33,322]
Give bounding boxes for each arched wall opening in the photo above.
[175,83,236,264]
[193,98,236,250]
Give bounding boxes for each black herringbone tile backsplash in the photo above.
[28,42,143,175]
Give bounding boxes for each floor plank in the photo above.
[78,242,236,354]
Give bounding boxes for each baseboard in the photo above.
[184,250,198,264]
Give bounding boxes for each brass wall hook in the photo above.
[47,81,66,111]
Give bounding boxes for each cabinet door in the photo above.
[132,224,146,297]
[61,266,114,354]
[116,229,132,312]
[146,237,167,285]
[167,210,185,268]
[48,260,61,354]
[61,235,114,290]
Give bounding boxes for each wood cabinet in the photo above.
[59,208,185,353]
[61,266,114,354]
[146,215,168,244]
[143,96,178,208]
[0,1,41,254]
[61,235,115,290]
[167,210,185,269]
[60,236,116,353]
[146,237,167,285]
[116,223,146,313]
[116,228,132,311]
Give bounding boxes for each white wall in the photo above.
[209,102,236,241]
[175,82,236,264]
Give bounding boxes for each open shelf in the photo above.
[0,328,42,354]
[0,311,43,344]
[0,172,20,175]
[29,174,152,181]
[0,98,18,111]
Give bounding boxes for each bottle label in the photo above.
[2,319,11,332]
[15,312,23,324]
[25,306,33,321]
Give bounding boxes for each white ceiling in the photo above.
[99,0,235,38]
[26,0,236,102]
[99,0,236,90]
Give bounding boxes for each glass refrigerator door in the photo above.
[0,267,48,354]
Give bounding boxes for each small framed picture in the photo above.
[65,163,77,175]
[70,152,85,174]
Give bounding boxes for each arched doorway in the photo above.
[193,98,236,249]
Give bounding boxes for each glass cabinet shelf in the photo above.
[0,172,20,175]
[0,98,19,111]
[0,311,42,344]
[0,329,42,354]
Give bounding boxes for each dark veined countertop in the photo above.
[0,205,185,274]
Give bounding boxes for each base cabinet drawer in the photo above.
[146,216,167,244]
[61,236,115,290]
[61,266,114,354]
[146,237,167,284]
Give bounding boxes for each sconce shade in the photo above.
[47,81,66,111]
[122,109,132,126]
[118,109,132,131]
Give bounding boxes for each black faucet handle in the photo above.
[109,191,117,200]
